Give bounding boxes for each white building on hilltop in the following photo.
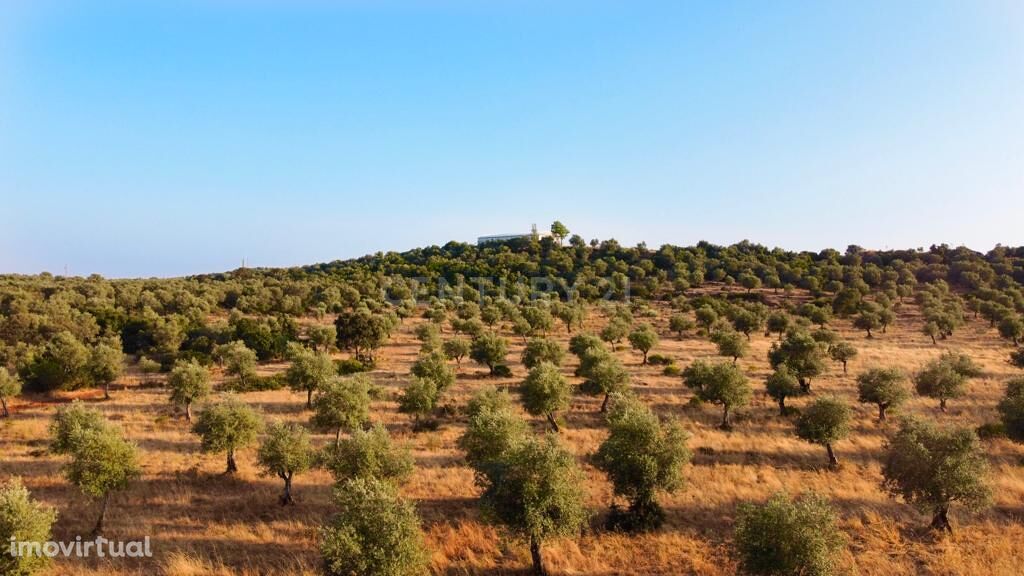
[477,224,549,246]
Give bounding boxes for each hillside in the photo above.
[2,236,1024,576]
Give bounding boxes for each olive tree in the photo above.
[521,337,564,369]
[881,417,991,532]
[712,329,749,364]
[828,342,857,374]
[87,341,123,400]
[520,363,571,432]
[734,492,845,576]
[682,360,751,429]
[765,367,804,415]
[0,367,22,418]
[997,377,1024,443]
[442,337,470,368]
[0,478,58,576]
[410,350,455,393]
[257,421,314,505]
[286,348,336,409]
[765,311,790,340]
[600,317,630,349]
[48,401,106,455]
[914,352,982,412]
[216,340,258,387]
[578,348,630,412]
[594,395,690,530]
[669,313,695,339]
[627,323,659,364]
[856,368,909,421]
[398,377,439,428]
[470,332,509,376]
[695,306,718,333]
[167,359,212,422]
[459,387,529,470]
[320,478,430,576]
[311,375,373,444]
[308,324,337,352]
[321,423,414,485]
[63,424,141,534]
[192,396,264,474]
[795,397,851,469]
[476,434,589,576]
[998,316,1023,346]
[769,330,827,393]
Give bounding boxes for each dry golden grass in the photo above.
[2,290,1023,575]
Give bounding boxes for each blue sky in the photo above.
[1,1,1022,278]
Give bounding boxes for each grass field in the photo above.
[3,288,1023,576]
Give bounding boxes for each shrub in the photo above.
[734,492,845,576]
[662,365,681,377]
[320,478,430,576]
[138,357,162,374]
[336,358,370,375]
[0,478,58,576]
[646,354,673,366]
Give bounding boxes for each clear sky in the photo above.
[2,1,1022,278]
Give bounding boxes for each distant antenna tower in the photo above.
[531,223,538,237]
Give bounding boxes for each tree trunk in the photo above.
[336,427,343,446]
[280,473,295,506]
[226,449,238,474]
[842,361,848,375]
[939,398,947,413]
[546,413,560,433]
[600,393,610,413]
[306,388,313,409]
[826,443,839,468]
[1,397,8,418]
[92,492,110,535]
[778,397,786,416]
[866,328,873,338]
[930,334,937,345]
[878,403,888,422]
[799,378,810,394]
[529,535,547,576]
[931,505,952,533]
[720,405,731,429]
[185,401,193,422]
[642,351,648,365]
[104,382,111,400]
